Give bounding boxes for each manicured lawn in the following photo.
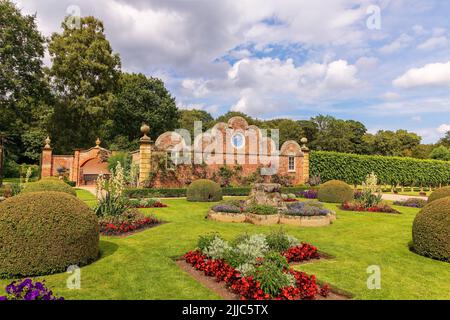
[2,177,38,184]
[1,195,449,300]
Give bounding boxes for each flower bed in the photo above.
[99,210,161,236]
[0,279,63,300]
[393,198,427,208]
[182,232,331,300]
[283,243,320,263]
[341,202,399,213]
[281,193,298,202]
[279,201,336,227]
[297,190,318,199]
[128,198,167,208]
[184,250,324,300]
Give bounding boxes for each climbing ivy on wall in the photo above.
[310,151,450,187]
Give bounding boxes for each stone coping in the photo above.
[208,210,336,227]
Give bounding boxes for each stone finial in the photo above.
[300,137,309,151]
[95,137,101,147]
[44,136,51,149]
[140,123,151,142]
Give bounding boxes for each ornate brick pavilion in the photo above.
[41,137,111,186]
[41,116,310,187]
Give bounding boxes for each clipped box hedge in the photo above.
[310,151,450,187]
[0,192,99,278]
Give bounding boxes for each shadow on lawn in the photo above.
[99,240,119,259]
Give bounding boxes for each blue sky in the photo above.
[15,0,450,143]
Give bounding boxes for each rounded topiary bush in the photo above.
[187,179,223,202]
[317,180,353,203]
[0,192,99,278]
[427,186,450,203]
[412,197,450,262]
[22,178,76,196]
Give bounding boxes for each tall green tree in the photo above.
[214,111,261,126]
[430,145,450,161]
[297,120,318,144]
[310,115,366,153]
[261,119,304,146]
[363,129,421,157]
[438,131,450,148]
[0,0,51,163]
[47,16,121,153]
[179,109,214,139]
[106,73,179,150]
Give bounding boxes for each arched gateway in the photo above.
[41,138,111,186]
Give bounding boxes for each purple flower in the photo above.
[0,279,63,301]
[298,190,318,199]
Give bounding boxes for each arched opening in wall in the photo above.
[80,158,110,186]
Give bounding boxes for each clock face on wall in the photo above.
[231,132,245,149]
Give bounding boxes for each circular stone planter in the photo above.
[246,213,280,225]
[279,212,336,227]
[208,210,246,223]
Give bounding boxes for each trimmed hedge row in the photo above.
[310,151,450,186]
[124,185,313,198]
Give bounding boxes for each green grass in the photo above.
[1,196,449,300]
[75,189,97,207]
[2,177,38,184]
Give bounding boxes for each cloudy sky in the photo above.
[14,0,450,143]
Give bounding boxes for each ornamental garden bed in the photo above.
[99,214,163,237]
[340,202,399,214]
[208,200,336,227]
[177,232,350,300]
[128,198,168,208]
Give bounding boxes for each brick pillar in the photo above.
[41,137,53,178]
[139,124,152,186]
[300,137,310,184]
[72,149,81,185]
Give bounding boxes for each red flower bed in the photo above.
[99,216,160,235]
[283,243,320,263]
[283,198,298,202]
[183,250,327,300]
[133,202,167,208]
[341,202,399,213]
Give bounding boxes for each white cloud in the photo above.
[437,124,450,134]
[224,58,360,115]
[364,97,450,115]
[393,61,450,88]
[355,56,379,71]
[181,79,210,98]
[379,34,413,54]
[16,0,368,78]
[417,36,448,51]
[432,27,446,36]
[382,92,401,101]
[412,25,425,35]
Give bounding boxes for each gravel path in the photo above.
[381,193,428,201]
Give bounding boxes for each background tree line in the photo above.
[1,0,449,182]
[179,110,450,160]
